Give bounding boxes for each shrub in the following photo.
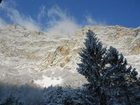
[43,86,95,105]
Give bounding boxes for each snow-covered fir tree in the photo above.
[78,30,140,105]
[78,30,107,105]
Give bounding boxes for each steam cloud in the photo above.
[0,0,102,36]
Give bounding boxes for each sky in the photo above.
[0,0,140,32]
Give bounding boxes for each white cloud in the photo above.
[0,18,7,26]
[37,5,47,22]
[0,2,80,36]
[0,1,105,37]
[86,16,97,25]
[46,6,80,37]
[7,9,40,31]
[47,19,80,37]
[0,1,40,31]
[85,16,106,26]
[47,5,67,21]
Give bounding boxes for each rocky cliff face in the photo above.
[0,25,140,88]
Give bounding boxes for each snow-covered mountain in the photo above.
[0,25,140,88]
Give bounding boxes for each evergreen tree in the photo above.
[78,30,107,105]
[104,46,140,105]
[78,30,140,105]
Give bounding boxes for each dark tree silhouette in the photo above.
[0,0,2,4]
[43,86,94,105]
[78,30,140,105]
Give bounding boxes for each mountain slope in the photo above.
[0,25,140,88]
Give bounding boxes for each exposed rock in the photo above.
[130,36,140,54]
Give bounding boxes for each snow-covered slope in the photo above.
[0,25,140,88]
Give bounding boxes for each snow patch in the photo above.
[33,75,63,88]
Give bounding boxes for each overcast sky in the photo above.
[0,0,140,29]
